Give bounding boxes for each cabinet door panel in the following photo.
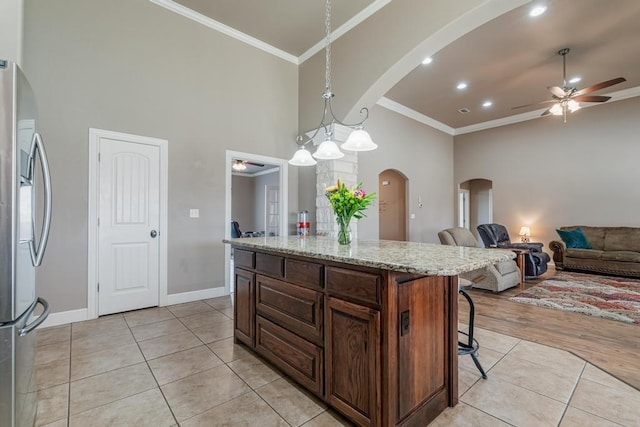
[255,316,323,395]
[256,275,323,345]
[234,268,255,347]
[325,297,379,427]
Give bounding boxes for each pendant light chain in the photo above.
[324,0,332,94]
[287,0,377,166]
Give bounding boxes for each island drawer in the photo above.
[326,266,381,306]
[256,252,285,278]
[234,249,255,270]
[255,315,323,395]
[256,275,323,345]
[285,258,324,290]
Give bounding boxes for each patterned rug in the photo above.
[510,271,640,325]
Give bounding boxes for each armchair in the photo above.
[476,223,550,278]
[438,227,520,293]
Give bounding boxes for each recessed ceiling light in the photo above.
[482,101,493,108]
[421,57,433,65]
[529,5,547,17]
[569,76,581,84]
[457,82,468,90]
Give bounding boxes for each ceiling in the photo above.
[231,159,279,176]
[172,0,640,132]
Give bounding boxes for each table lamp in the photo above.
[519,226,531,243]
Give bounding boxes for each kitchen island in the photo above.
[224,236,514,427]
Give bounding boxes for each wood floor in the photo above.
[460,268,640,391]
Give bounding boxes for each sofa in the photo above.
[550,226,640,277]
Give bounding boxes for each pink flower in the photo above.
[354,189,366,198]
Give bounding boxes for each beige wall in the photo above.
[231,175,255,232]
[23,0,298,312]
[454,96,640,255]
[358,106,454,242]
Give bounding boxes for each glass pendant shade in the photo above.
[550,103,563,116]
[341,129,377,152]
[288,147,317,166]
[313,140,344,160]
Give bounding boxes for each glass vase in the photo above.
[337,219,352,245]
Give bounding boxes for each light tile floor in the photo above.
[34,296,640,426]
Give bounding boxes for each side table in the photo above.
[511,249,529,288]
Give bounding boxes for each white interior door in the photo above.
[98,138,160,315]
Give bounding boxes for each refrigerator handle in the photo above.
[19,297,50,336]
[28,132,52,267]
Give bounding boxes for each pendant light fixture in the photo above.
[288,0,377,166]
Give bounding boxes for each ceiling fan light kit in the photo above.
[288,0,377,166]
[513,47,626,123]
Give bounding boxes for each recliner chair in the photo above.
[438,227,521,293]
[476,223,550,278]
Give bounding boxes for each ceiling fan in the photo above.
[232,159,265,171]
[514,48,626,123]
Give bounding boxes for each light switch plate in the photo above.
[189,209,199,218]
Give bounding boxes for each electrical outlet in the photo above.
[410,213,416,219]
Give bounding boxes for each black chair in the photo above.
[458,284,487,379]
[231,221,243,238]
[477,223,551,278]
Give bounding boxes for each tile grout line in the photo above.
[131,319,181,427]
[556,362,588,426]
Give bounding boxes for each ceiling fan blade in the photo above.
[512,100,556,109]
[547,86,567,98]
[574,77,626,96]
[572,95,611,103]
[540,107,554,117]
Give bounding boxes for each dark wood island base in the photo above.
[232,246,459,427]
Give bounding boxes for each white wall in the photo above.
[358,106,454,242]
[454,96,640,253]
[23,0,298,312]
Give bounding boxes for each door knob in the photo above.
[150,230,158,238]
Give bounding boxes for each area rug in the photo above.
[509,271,640,324]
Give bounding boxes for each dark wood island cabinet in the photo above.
[225,237,513,427]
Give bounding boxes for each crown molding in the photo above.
[379,86,640,137]
[150,0,298,64]
[376,97,455,135]
[298,0,392,64]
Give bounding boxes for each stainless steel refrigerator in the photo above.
[0,59,52,427]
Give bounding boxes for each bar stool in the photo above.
[458,284,487,379]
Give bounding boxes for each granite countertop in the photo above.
[224,236,515,276]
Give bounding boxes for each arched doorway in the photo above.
[378,169,408,241]
[458,179,492,244]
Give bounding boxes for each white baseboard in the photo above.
[167,287,228,305]
[36,288,228,329]
[38,308,89,329]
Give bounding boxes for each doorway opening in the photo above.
[224,151,288,294]
[378,169,408,241]
[458,179,492,244]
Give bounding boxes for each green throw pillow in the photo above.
[556,228,592,249]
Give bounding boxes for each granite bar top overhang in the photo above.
[224,236,515,276]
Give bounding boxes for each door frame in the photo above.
[87,128,168,320]
[225,150,288,294]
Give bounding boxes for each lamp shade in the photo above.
[313,140,344,160]
[288,146,317,166]
[341,129,377,152]
[519,226,531,236]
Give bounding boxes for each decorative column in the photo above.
[313,124,358,237]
